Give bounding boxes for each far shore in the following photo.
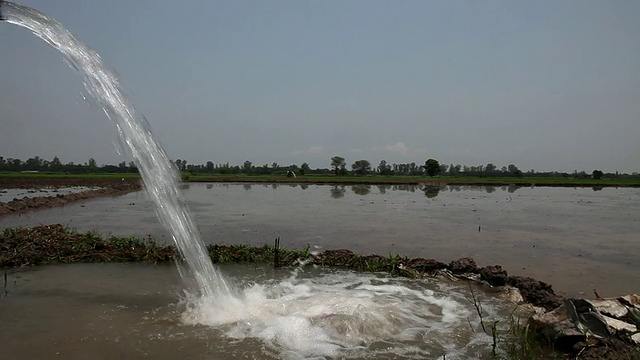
[2,172,640,188]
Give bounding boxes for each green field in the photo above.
[0,172,141,179]
[2,171,640,187]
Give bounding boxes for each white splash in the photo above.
[181,267,512,359]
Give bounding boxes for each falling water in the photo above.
[0,1,230,299]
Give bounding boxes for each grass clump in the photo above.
[0,224,310,268]
[0,225,174,266]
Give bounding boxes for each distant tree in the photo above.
[508,164,522,177]
[128,161,138,173]
[424,158,441,177]
[377,160,393,175]
[574,170,588,179]
[205,161,214,173]
[10,158,22,171]
[439,163,449,175]
[409,162,419,175]
[351,160,371,175]
[24,156,43,171]
[300,163,310,176]
[331,156,346,175]
[50,156,63,171]
[243,160,253,173]
[175,159,187,171]
[592,170,604,180]
[88,157,97,169]
[485,163,497,174]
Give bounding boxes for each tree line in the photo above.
[0,156,138,173]
[0,155,636,179]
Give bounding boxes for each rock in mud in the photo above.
[479,265,508,286]
[448,257,477,273]
[508,275,562,311]
[406,258,446,273]
[530,295,640,358]
[313,249,356,267]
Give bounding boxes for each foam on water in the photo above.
[3,1,230,299]
[180,266,511,359]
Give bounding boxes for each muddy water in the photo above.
[0,263,522,360]
[0,183,638,297]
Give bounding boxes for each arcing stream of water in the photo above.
[1,2,523,358]
[1,1,230,300]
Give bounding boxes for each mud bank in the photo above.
[0,225,559,309]
[0,178,141,216]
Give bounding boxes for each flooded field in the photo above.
[0,183,638,297]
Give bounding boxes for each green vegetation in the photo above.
[424,158,441,177]
[0,224,306,268]
[0,225,433,275]
[3,154,639,186]
[0,171,141,179]
[3,171,640,187]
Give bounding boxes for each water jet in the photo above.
[1,0,231,301]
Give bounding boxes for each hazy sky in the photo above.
[1,0,639,172]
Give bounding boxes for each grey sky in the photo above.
[1,0,639,173]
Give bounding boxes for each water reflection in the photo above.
[392,184,418,192]
[507,184,522,193]
[422,185,441,198]
[189,182,532,198]
[351,185,371,196]
[330,185,346,199]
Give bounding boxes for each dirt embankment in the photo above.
[0,178,142,217]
